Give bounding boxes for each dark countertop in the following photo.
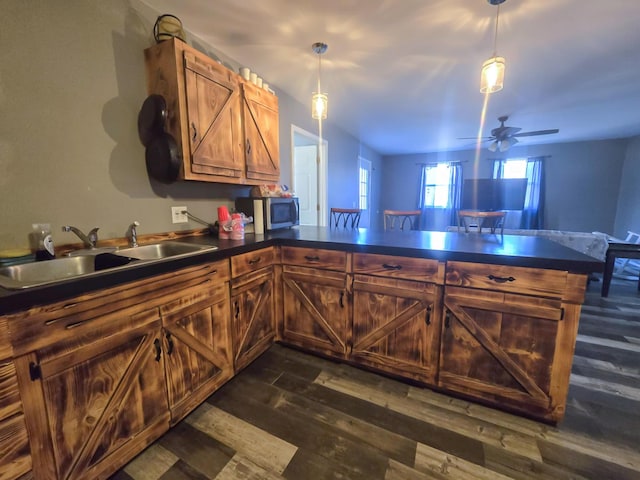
[0,227,603,315]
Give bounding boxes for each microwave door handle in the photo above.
[291,200,299,222]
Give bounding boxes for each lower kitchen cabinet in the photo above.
[351,253,444,383]
[161,261,233,425]
[0,319,31,480]
[440,261,585,422]
[281,265,350,358]
[14,318,169,480]
[7,261,230,480]
[352,274,442,383]
[230,248,277,372]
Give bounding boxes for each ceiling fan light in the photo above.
[488,140,499,152]
[480,56,505,93]
[312,92,328,120]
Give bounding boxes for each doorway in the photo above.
[291,125,328,226]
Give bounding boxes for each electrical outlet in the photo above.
[171,206,188,224]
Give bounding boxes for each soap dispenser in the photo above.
[31,223,55,260]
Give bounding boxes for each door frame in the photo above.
[291,125,328,226]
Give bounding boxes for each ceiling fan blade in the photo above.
[457,136,492,140]
[501,126,522,136]
[513,129,559,137]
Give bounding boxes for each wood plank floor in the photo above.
[112,277,640,480]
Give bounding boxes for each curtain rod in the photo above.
[415,160,467,166]
[488,155,551,161]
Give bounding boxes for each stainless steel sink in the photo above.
[0,255,127,290]
[114,241,217,260]
[0,241,217,290]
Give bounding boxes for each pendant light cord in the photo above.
[492,5,501,56]
[317,53,322,93]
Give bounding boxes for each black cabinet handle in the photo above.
[191,122,197,142]
[246,139,251,155]
[340,291,345,308]
[444,310,451,329]
[382,264,402,270]
[304,255,320,262]
[234,301,240,319]
[425,305,432,326]
[560,307,565,320]
[487,274,515,283]
[165,332,174,355]
[248,257,262,265]
[154,338,162,361]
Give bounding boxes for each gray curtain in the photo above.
[418,162,463,231]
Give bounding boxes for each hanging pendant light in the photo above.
[311,42,328,120]
[480,0,506,93]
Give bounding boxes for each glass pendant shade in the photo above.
[480,56,505,93]
[312,92,328,120]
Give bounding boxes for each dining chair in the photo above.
[383,210,420,231]
[330,208,362,228]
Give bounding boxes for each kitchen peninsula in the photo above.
[0,228,602,480]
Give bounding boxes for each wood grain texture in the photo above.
[281,265,349,357]
[280,247,347,271]
[353,253,444,283]
[241,82,280,182]
[113,275,640,479]
[352,274,442,383]
[445,261,570,299]
[231,266,276,372]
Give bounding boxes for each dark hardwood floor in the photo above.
[112,277,640,480]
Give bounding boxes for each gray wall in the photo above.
[0,0,379,250]
[614,135,640,239]
[381,138,630,234]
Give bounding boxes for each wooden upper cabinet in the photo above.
[241,82,280,182]
[144,38,280,184]
[183,52,243,179]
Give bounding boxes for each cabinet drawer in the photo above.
[231,247,275,278]
[281,246,347,271]
[445,261,569,298]
[7,262,221,356]
[353,253,444,283]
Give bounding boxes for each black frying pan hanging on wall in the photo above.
[145,131,182,184]
[137,94,167,147]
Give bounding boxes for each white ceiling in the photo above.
[140,0,640,155]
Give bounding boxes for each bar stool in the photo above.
[330,208,362,228]
[383,210,420,231]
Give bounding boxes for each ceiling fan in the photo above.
[461,116,559,152]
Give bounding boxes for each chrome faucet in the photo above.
[62,225,99,249]
[127,221,140,247]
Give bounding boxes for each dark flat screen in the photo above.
[461,178,527,211]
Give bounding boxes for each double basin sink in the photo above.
[0,241,218,290]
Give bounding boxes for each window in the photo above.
[421,163,453,208]
[500,159,527,179]
[359,160,370,210]
[358,157,372,228]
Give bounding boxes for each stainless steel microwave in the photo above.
[235,197,299,232]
